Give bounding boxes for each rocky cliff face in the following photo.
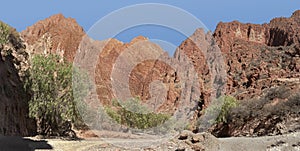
[77,36,195,116]
[21,14,85,61]
[20,14,226,122]
[210,10,300,137]
[215,10,300,51]
[214,11,300,100]
[0,22,35,136]
[175,29,227,108]
[22,14,225,118]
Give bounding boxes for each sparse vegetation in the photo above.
[211,86,300,137]
[72,67,92,129]
[0,21,20,46]
[229,86,299,120]
[104,98,171,129]
[0,21,10,45]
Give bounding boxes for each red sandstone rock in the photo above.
[78,36,186,114]
[214,10,300,101]
[210,10,300,137]
[21,14,85,61]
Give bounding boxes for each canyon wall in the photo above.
[19,11,300,136]
[0,23,35,136]
[210,10,300,137]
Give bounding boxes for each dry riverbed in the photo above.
[1,132,299,151]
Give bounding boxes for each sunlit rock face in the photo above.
[214,10,300,101]
[21,14,85,62]
[210,10,300,137]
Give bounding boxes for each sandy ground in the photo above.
[219,132,300,151]
[0,132,299,151]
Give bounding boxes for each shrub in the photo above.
[104,98,171,129]
[25,54,81,136]
[71,67,92,129]
[203,95,238,124]
[216,95,238,123]
[211,86,300,137]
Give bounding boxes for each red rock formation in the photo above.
[175,29,227,109]
[21,14,85,61]
[214,10,300,101]
[268,10,300,47]
[78,36,184,114]
[21,14,224,118]
[214,10,300,52]
[210,10,300,137]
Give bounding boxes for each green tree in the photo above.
[25,54,79,136]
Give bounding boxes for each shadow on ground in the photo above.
[0,136,52,151]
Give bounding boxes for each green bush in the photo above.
[105,98,171,129]
[25,54,81,136]
[216,95,238,123]
[204,95,238,124]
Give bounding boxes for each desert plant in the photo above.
[25,54,81,136]
[71,67,93,129]
[204,95,238,124]
[211,86,300,137]
[105,98,171,129]
[216,95,238,123]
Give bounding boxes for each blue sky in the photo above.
[0,0,299,54]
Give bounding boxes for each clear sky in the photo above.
[0,0,299,54]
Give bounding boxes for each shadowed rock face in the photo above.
[175,29,227,109]
[210,10,300,137]
[268,10,300,47]
[0,23,36,136]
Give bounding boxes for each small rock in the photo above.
[178,130,192,140]
[35,135,45,139]
[99,143,110,148]
[191,134,204,143]
[192,143,205,151]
